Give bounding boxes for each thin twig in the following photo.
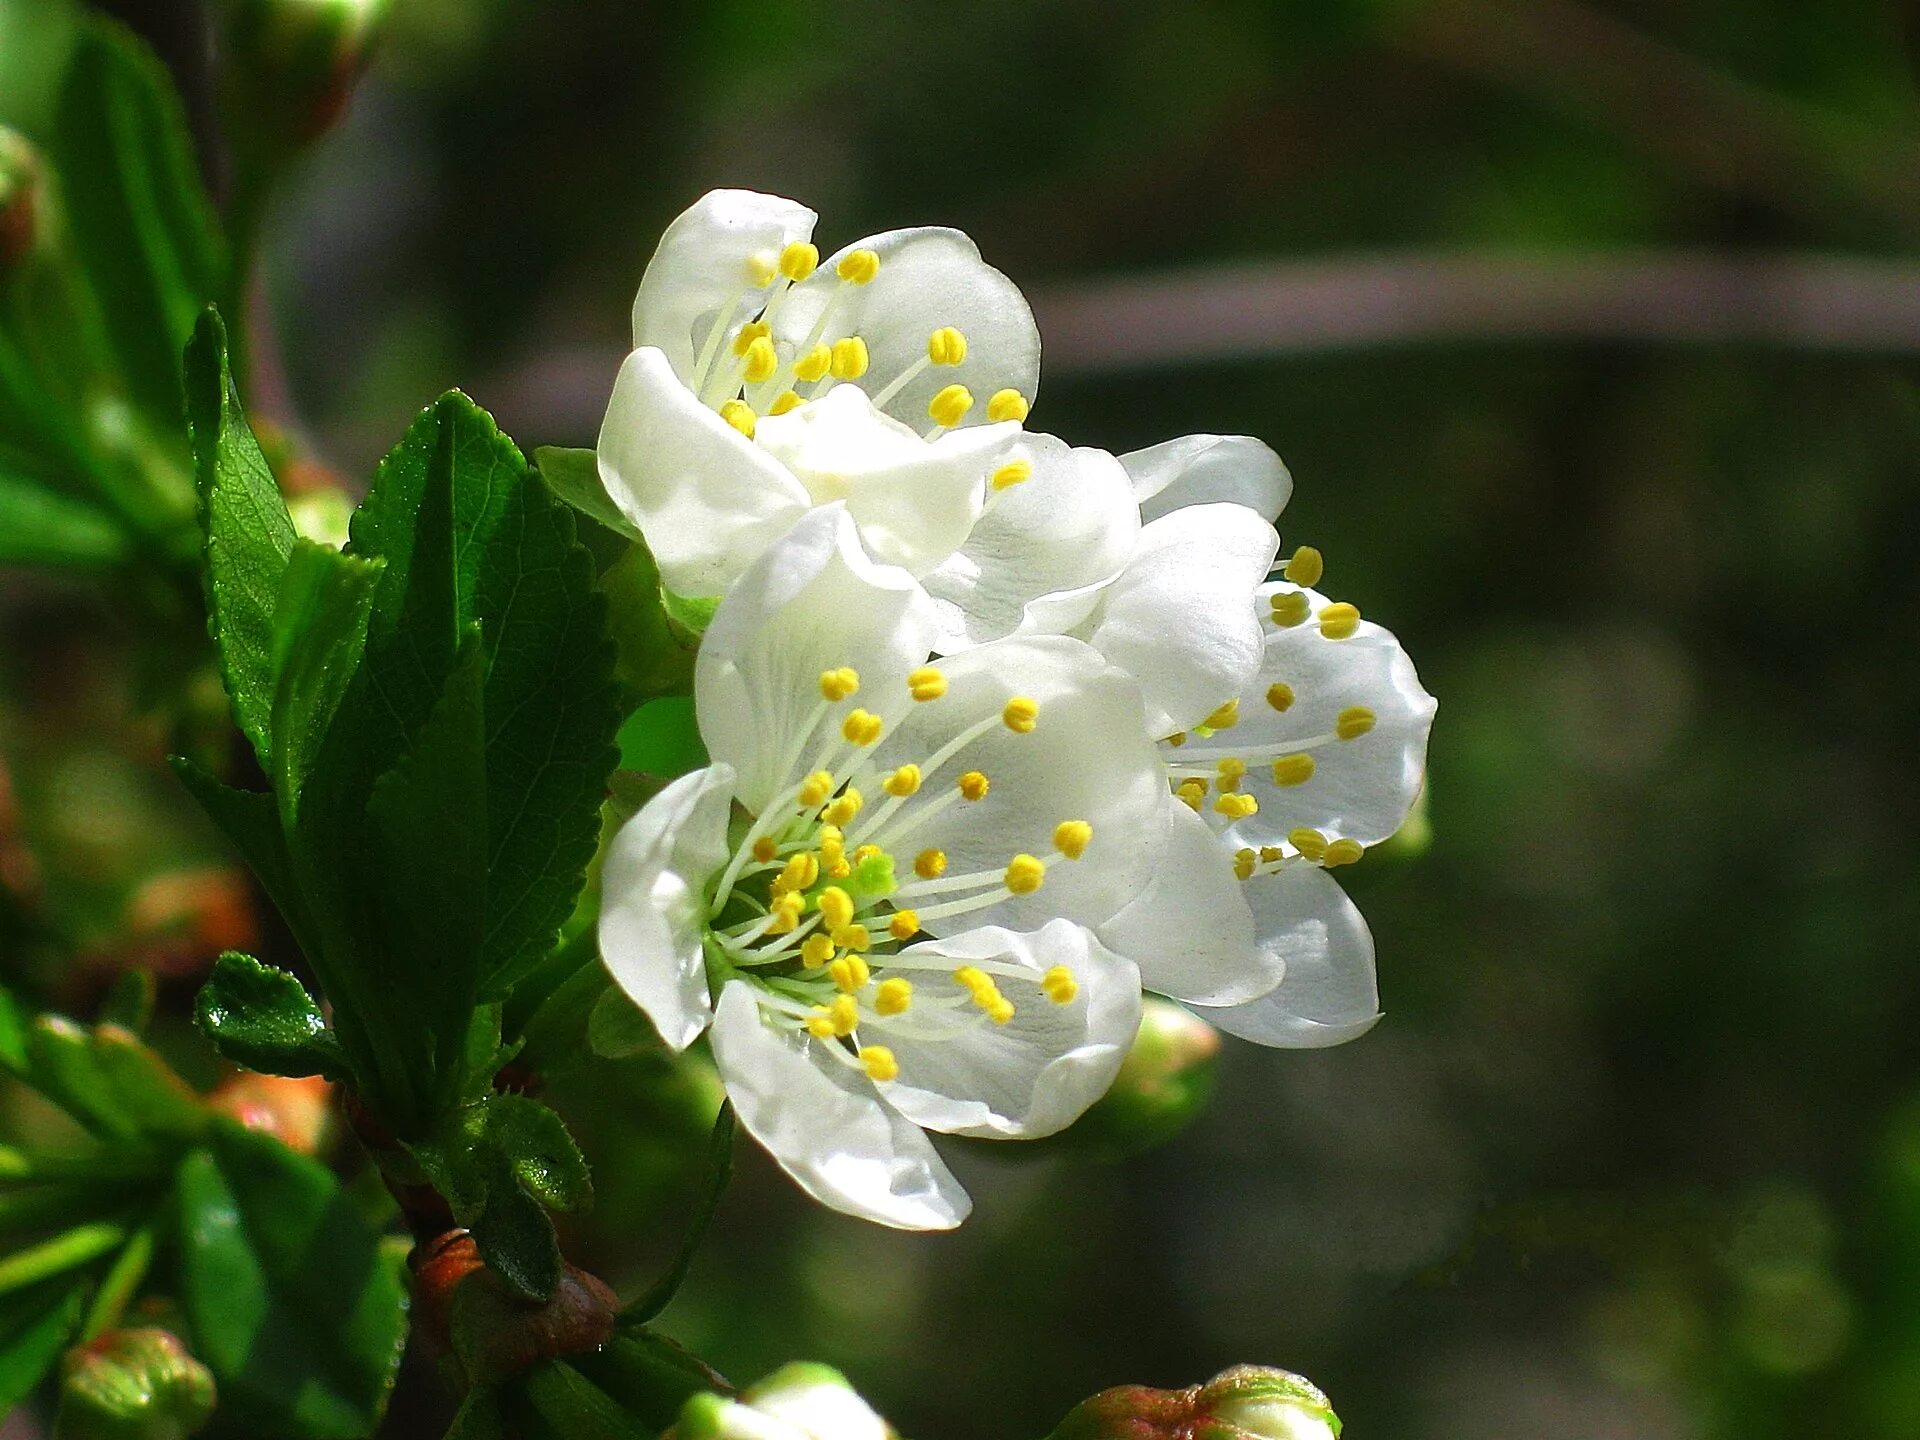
[621,1100,735,1328]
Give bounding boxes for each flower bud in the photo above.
[56,1329,216,1440]
[206,1072,333,1154]
[216,0,392,148]
[1049,1366,1339,1440]
[1060,998,1220,1159]
[0,126,43,271]
[410,1230,619,1386]
[671,1362,892,1440]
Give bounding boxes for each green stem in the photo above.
[0,1145,160,1185]
[79,1221,155,1342]
[0,1183,122,1232]
[623,1102,734,1327]
[0,1220,127,1295]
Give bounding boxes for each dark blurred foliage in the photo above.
[5,1,1920,1437]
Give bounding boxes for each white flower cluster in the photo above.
[595,190,1436,1229]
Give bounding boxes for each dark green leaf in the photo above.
[0,469,129,569]
[169,758,321,965]
[600,541,695,701]
[25,1017,141,1141]
[98,967,156,1033]
[507,1360,652,1440]
[573,1330,732,1431]
[269,539,382,811]
[50,20,226,430]
[174,1121,407,1439]
[195,952,348,1082]
[616,696,706,778]
[533,446,638,540]
[184,310,295,768]
[0,984,26,1074]
[0,1280,86,1414]
[86,1026,209,1142]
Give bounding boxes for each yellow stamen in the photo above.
[1052,820,1093,859]
[1165,731,1187,747]
[742,335,778,385]
[751,836,778,863]
[986,389,1029,423]
[1005,854,1046,894]
[1323,838,1365,868]
[1260,846,1284,863]
[731,320,770,356]
[819,667,860,701]
[836,249,880,284]
[765,892,803,934]
[1271,754,1316,787]
[779,240,819,281]
[1283,545,1324,586]
[1266,682,1295,712]
[828,995,858,1037]
[822,789,864,826]
[1002,696,1039,733]
[1318,602,1361,640]
[986,997,1016,1025]
[819,826,846,870]
[927,326,968,366]
[883,764,922,798]
[746,252,778,286]
[1234,847,1256,880]
[1215,757,1248,792]
[928,383,973,427]
[776,852,820,894]
[801,934,836,968]
[1214,793,1259,819]
[829,954,871,992]
[958,771,990,801]
[805,1009,837,1038]
[1203,699,1241,730]
[797,769,836,808]
[888,910,920,941]
[851,844,883,865]
[818,887,855,930]
[1336,705,1376,740]
[793,344,831,383]
[719,399,756,438]
[914,848,947,879]
[875,978,914,1015]
[1270,591,1310,627]
[990,460,1033,491]
[841,709,884,745]
[1175,778,1208,811]
[831,924,871,953]
[860,1045,899,1081]
[769,389,804,415]
[830,336,869,380]
[1288,828,1328,861]
[908,666,947,701]
[1041,965,1078,1004]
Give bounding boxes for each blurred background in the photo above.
[5,1,1920,1437]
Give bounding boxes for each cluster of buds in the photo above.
[57,1329,216,1440]
[1048,1366,1341,1440]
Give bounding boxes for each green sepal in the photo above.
[615,696,706,778]
[532,446,637,541]
[194,951,349,1082]
[571,1330,732,1432]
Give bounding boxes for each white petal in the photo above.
[696,504,938,814]
[597,347,813,598]
[1085,502,1280,736]
[1121,434,1293,524]
[921,435,1141,651]
[708,981,969,1230]
[754,384,1019,575]
[869,921,1141,1139]
[1218,582,1437,850]
[1096,795,1279,1006]
[1187,864,1380,1048]
[631,189,817,381]
[869,636,1167,933]
[597,765,736,1051]
[747,1365,889,1440]
[773,227,1040,430]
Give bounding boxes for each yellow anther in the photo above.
[1041,965,1078,1004]
[986,996,1016,1025]
[765,892,803,934]
[1260,846,1284,864]
[859,1045,900,1082]
[1336,705,1376,740]
[818,886,855,930]
[914,848,947,879]
[1266,682,1295,712]
[953,966,995,999]
[1002,696,1039,733]
[1234,847,1257,880]
[1203,699,1241,730]
[990,460,1034,491]
[719,399,756,438]
[751,836,779,863]
[908,666,948,701]
[927,383,974,428]
[958,770,990,801]
[875,978,914,1015]
[1323,838,1365,868]
[829,336,869,380]
[819,667,860,701]
[831,924,871,953]
[829,954,871,992]
[1215,757,1248,792]
[1053,820,1093,860]
[1270,591,1310,627]
[887,910,920,941]
[1288,828,1328,861]
[1005,854,1046,894]
[986,388,1029,423]
[731,321,771,356]
[836,249,880,284]
[797,770,836,808]
[741,335,779,384]
[769,389,804,416]
[801,933,836,968]
[1165,731,1187,747]
[805,1009,837,1038]
[793,344,832,383]
[852,844,884,865]
[1271,754,1316,787]
[746,251,778,286]
[927,326,968,366]
[883,764,922,798]
[841,709,884,746]
[1214,793,1259,819]
[822,789,864,826]
[779,240,819,281]
[828,994,859,1036]
[819,825,846,867]
[776,851,820,895]
[1318,602,1361,640]
[1175,778,1208,811]
[1282,545,1324,586]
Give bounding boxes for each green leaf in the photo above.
[195,952,348,1082]
[269,539,383,812]
[345,393,619,997]
[18,1017,206,1146]
[533,446,639,540]
[169,757,320,965]
[600,541,695,703]
[50,19,226,431]
[507,1361,652,1440]
[0,468,130,569]
[0,984,27,1074]
[573,1331,732,1432]
[184,310,295,768]
[616,696,707,778]
[661,589,720,635]
[174,1122,407,1439]
[0,1280,86,1414]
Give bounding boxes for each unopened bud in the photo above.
[411,1231,618,1386]
[56,1329,216,1440]
[0,127,42,270]
[217,0,393,147]
[206,1072,333,1154]
[672,1362,891,1440]
[1049,1366,1339,1440]
[1061,997,1220,1158]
